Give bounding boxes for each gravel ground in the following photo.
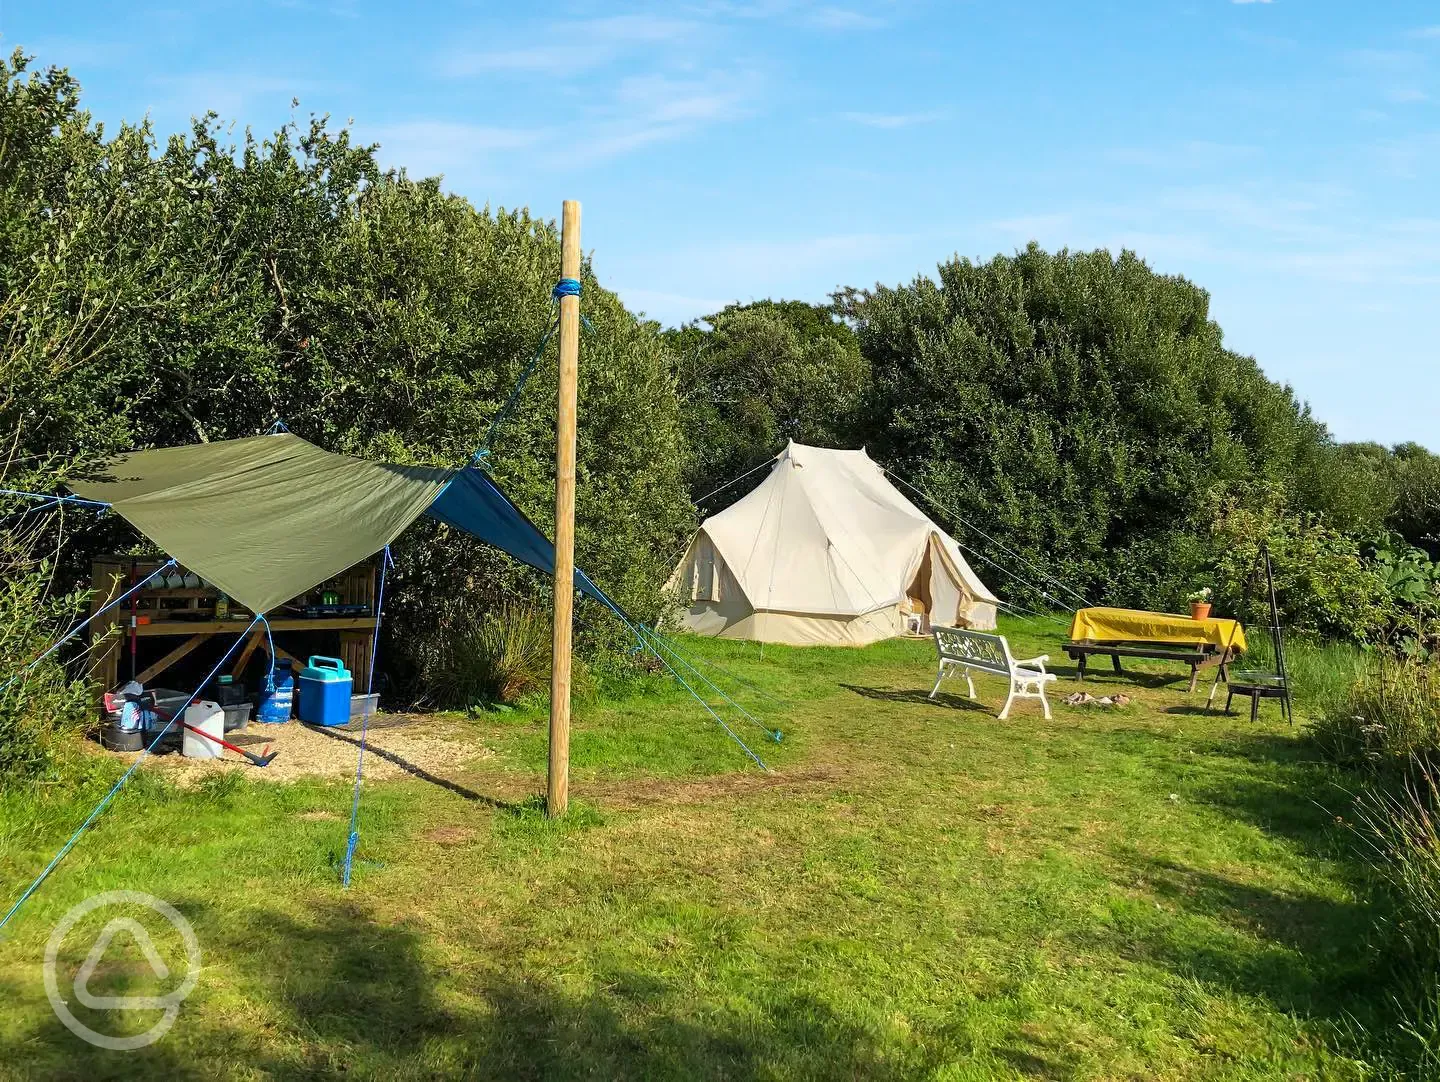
[101,713,493,785]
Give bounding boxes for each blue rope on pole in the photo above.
[342,544,391,887]
[0,614,264,934]
[0,560,177,699]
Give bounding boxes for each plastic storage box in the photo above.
[297,656,353,726]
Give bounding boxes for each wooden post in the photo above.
[548,199,581,818]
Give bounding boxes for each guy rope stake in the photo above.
[549,200,582,818]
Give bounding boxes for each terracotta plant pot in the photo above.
[1190,602,1212,621]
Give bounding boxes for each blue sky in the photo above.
[5,1,1438,447]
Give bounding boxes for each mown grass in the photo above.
[0,616,1411,1079]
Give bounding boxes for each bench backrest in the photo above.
[932,625,1015,676]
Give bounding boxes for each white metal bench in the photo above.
[929,625,1056,719]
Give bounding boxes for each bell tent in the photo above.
[669,442,999,646]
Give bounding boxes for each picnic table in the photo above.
[1064,606,1247,692]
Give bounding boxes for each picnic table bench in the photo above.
[1063,640,1229,692]
[1065,607,1246,693]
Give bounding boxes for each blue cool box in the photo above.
[296,656,353,727]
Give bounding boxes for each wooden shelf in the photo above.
[132,616,378,636]
[89,554,382,697]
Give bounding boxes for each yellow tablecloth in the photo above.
[1069,606,1246,653]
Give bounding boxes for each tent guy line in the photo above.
[343,543,392,888]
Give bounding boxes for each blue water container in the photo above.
[297,656,353,727]
[256,660,295,724]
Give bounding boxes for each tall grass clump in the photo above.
[412,603,586,710]
[1311,656,1440,769]
[1246,633,1369,715]
[1351,761,1440,1074]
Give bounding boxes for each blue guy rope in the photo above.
[342,544,391,887]
[258,613,278,686]
[584,595,769,770]
[0,559,177,698]
[473,277,588,466]
[636,624,782,743]
[0,614,264,934]
[668,643,786,707]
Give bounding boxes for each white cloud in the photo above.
[442,15,699,77]
[1387,87,1430,103]
[1231,0,1274,5]
[840,110,945,128]
[808,7,886,30]
[612,287,733,325]
[366,121,545,180]
[1408,26,1440,40]
[571,70,760,163]
[1106,141,1259,169]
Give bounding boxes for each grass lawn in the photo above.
[0,615,1404,1079]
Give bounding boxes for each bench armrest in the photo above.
[1015,654,1049,673]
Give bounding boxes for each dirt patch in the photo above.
[589,762,863,812]
[102,713,493,786]
[423,825,476,845]
[297,810,340,821]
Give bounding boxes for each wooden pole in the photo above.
[548,199,581,818]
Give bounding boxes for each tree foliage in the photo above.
[841,245,1399,612]
[665,300,869,502]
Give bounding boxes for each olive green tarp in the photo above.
[69,433,452,614]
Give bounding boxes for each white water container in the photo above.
[182,701,225,759]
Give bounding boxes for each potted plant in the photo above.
[1186,587,1212,621]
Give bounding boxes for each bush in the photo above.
[0,530,96,781]
[847,245,1338,611]
[1210,491,1394,644]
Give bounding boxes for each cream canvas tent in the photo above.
[668,442,999,646]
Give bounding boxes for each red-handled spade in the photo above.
[176,720,278,767]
